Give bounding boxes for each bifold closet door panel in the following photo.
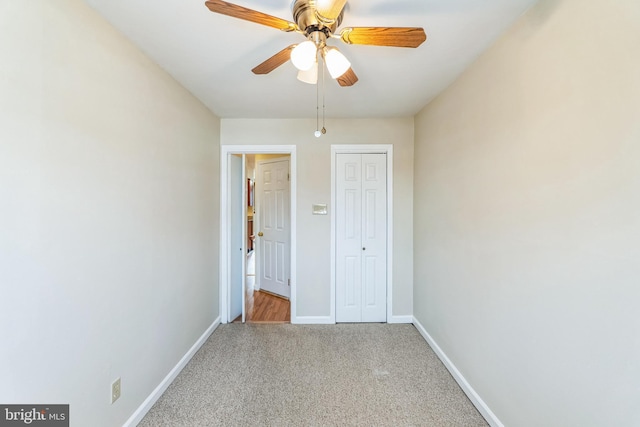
[336,153,387,323]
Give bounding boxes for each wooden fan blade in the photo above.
[336,67,358,87]
[316,0,348,21]
[252,45,295,75]
[340,27,427,48]
[204,0,297,31]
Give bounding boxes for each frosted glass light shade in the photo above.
[324,47,350,79]
[297,60,318,84]
[291,41,317,71]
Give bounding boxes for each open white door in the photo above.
[229,154,245,322]
[256,158,290,299]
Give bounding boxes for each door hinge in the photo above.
[288,279,291,287]
[287,173,290,181]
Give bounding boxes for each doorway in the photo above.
[219,145,297,324]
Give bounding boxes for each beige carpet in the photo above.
[139,324,487,426]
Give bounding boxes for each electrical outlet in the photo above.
[111,377,121,404]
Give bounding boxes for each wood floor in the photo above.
[233,251,290,323]
[233,289,290,323]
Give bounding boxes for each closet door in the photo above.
[336,153,387,322]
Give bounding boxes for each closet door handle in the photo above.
[362,247,366,251]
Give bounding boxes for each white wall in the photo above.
[221,118,414,320]
[0,1,220,426]
[413,0,640,425]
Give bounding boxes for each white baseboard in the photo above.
[292,315,412,325]
[292,316,334,325]
[123,317,221,427]
[412,317,503,427]
[388,315,413,324]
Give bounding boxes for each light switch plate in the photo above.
[312,204,327,215]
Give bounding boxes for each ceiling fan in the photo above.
[204,0,427,87]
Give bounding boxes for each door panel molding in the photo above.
[330,145,393,324]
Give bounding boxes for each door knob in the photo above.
[258,232,263,237]
[362,247,366,251]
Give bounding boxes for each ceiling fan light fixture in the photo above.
[291,40,317,71]
[297,60,318,84]
[323,47,350,79]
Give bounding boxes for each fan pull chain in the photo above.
[315,65,320,136]
[314,53,326,138]
[322,56,326,135]
[314,52,322,138]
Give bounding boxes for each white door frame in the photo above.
[219,145,297,324]
[330,145,393,323]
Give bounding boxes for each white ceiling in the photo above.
[84,0,537,119]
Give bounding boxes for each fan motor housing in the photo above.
[293,0,344,36]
